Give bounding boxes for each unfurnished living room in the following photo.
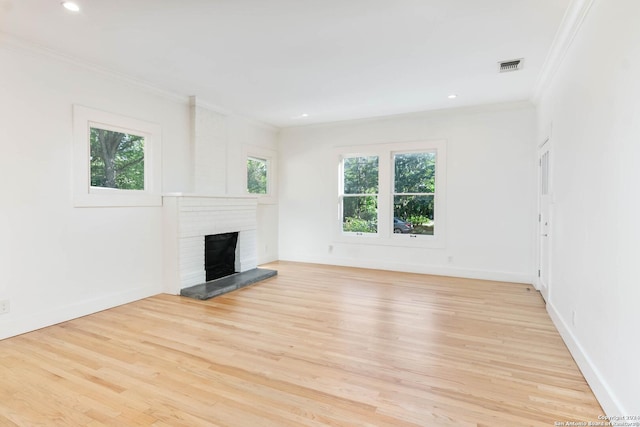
[1,0,638,425]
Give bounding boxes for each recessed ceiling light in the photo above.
[62,2,80,12]
[300,113,309,118]
[448,94,457,99]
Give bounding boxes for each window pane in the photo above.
[344,156,378,194]
[247,157,268,194]
[90,127,144,190]
[394,152,435,193]
[541,151,549,195]
[343,196,378,233]
[394,195,434,235]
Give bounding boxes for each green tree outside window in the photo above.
[342,156,379,233]
[394,152,436,235]
[247,157,268,194]
[90,127,145,190]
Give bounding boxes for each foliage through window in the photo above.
[90,127,145,190]
[73,105,162,207]
[247,156,268,194]
[337,141,445,244]
[393,152,435,235]
[341,156,379,233]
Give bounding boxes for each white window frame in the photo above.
[391,149,437,239]
[73,105,162,207]
[339,153,380,237]
[243,145,277,204]
[335,140,447,248]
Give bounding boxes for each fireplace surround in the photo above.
[162,194,258,294]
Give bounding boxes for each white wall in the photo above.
[535,0,640,415]
[0,44,190,339]
[0,42,280,339]
[278,103,536,283]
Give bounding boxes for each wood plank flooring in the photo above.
[0,262,603,426]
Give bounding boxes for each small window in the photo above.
[90,127,145,190]
[247,156,268,194]
[243,146,277,204]
[541,151,549,195]
[73,105,161,207]
[340,155,379,234]
[393,152,436,235]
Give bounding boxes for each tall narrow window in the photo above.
[90,127,145,190]
[341,156,379,234]
[393,152,436,235]
[540,151,549,195]
[247,156,268,194]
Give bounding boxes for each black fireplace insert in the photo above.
[204,232,238,281]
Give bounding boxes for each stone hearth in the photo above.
[180,268,277,300]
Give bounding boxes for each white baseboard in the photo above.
[0,286,158,340]
[257,254,279,266]
[546,301,625,416]
[279,255,533,284]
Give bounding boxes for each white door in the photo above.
[538,141,551,301]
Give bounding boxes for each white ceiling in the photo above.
[0,0,570,127]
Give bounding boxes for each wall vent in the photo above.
[498,58,523,73]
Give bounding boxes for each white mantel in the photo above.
[163,194,258,294]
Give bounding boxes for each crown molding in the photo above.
[1,31,189,104]
[189,96,231,116]
[1,32,280,131]
[531,0,596,103]
[189,96,279,132]
[283,100,535,131]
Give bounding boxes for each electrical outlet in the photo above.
[0,300,9,315]
[328,245,333,253]
[447,255,453,263]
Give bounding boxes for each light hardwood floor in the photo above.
[0,262,602,426]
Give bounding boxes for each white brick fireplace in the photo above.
[163,194,258,294]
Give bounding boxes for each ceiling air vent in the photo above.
[498,58,523,73]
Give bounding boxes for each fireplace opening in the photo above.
[204,232,238,281]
